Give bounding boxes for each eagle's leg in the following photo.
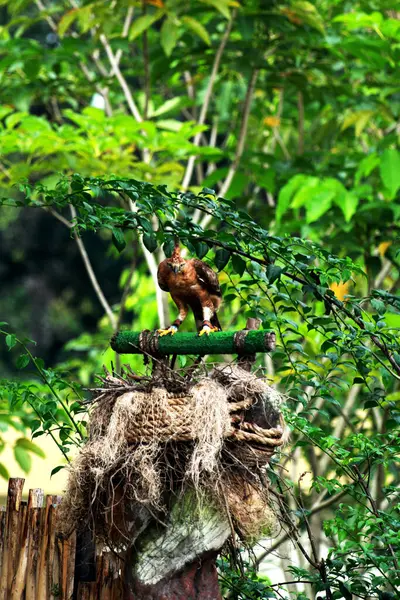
[198,306,219,337]
[158,300,188,336]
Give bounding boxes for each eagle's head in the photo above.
[167,260,186,274]
[168,241,186,274]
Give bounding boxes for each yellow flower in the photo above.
[378,241,392,257]
[263,116,281,128]
[330,281,350,302]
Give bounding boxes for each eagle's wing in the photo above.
[191,259,221,297]
[157,260,170,292]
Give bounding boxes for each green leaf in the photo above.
[291,177,320,209]
[195,241,209,259]
[286,1,325,34]
[16,437,46,458]
[231,254,246,276]
[58,8,79,37]
[331,187,359,223]
[0,463,9,481]
[214,249,231,271]
[199,0,232,19]
[380,148,400,198]
[129,10,164,41]
[163,238,175,258]
[5,334,16,350]
[112,229,126,253]
[341,110,374,137]
[276,175,307,224]
[181,16,211,45]
[152,97,183,118]
[305,190,335,223]
[355,153,380,185]
[14,446,31,473]
[160,18,181,57]
[371,298,386,315]
[16,354,29,369]
[266,264,283,283]
[143,233,158,253]
[51,465,65,478]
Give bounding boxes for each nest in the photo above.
[58,364,286,548]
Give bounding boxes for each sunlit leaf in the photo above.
[380,148,400,198]
[129,10,165,41]
[16,437,46,458]
[160,18,181,56]
[181,16,211,45]
[58,9,79,37]
[276,175,307,224]
[14,446,31,473]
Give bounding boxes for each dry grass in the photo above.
[58,365,285,548]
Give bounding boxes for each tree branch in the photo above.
[181,12,236,191]
[70,206,117,330]
[199,68,260,230]
[99,33,143,123]
[297,91,304,156]
[114,5,135,73]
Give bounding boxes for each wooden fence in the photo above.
[0,478,123,599]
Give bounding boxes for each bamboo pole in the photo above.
[26,489,43,600]
[111,329,276,356]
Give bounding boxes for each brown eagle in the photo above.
[157,241,222,336]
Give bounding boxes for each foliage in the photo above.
[0,0,399,597]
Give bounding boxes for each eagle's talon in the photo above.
[157,326,178,337]
[198,325,219,337]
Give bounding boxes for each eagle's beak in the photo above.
[172,265,179,274]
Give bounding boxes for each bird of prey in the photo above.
[157,241,222,336]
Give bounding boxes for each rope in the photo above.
[122,392,284,448]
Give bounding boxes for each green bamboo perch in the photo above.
[111,329,276,356]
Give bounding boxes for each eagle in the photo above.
[157,241,222,336]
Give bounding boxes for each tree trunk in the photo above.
[124,552,222,600]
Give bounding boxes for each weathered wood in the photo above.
[37,494,53,598]
[0,506,6,593]
[0,479,128,598]
[6,478,25,596]
[26,489,43,600]
[47,496,60,599]
[238,317,262,371]
[78,581,97,599]
[128,553,222,600]
[111,329,276,356]
[61,531,76,600]
[10,502,29,600]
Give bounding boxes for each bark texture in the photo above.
[124,553,222,600]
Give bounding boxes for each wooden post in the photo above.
[26,489,43,600]
[4,478,25,598]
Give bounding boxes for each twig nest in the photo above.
[58,365,286,552]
